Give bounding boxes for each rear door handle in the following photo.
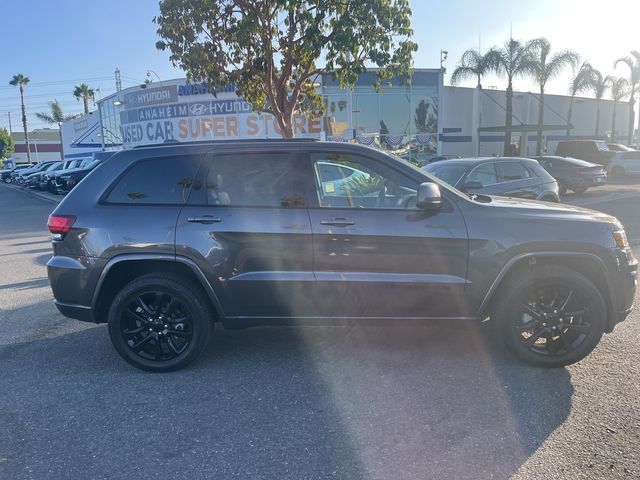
[320,217,355,227]
[187,215,222,224]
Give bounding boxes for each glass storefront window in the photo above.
[324,94,349,136]
[353,94,379,134]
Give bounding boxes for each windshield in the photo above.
[425,164,468,186]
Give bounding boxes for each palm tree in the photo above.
[9,73,31,164]
[450,49,493,89]
[36,100,77,159]
[485,39,539,155]
[528,38,578,155]
[566,62,593,137]
[609,77,629,142]
[614,51,640,144]
[587,69,612,137]
[73,83,95,114]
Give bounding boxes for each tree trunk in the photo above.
[503,80,513,155]
[19,85,31,164]
[566,96,574,137]
[612,103,617,143]
[58,122,64,160]
[536,86,545,156]
[595,99,600,137]
[628,96,636,145]
[83,95,89,114]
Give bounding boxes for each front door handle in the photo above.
[320,217,355,227]
[187,215,222,224]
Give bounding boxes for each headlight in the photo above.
[613,230,629,249]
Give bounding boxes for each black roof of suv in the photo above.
[47,140,637,371]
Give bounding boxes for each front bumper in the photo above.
[608,249,637,329]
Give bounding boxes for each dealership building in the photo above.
[59,69,634,163]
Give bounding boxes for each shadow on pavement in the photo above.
[0,306,573,480]
[0,278,49,291]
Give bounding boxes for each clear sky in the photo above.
[0,0,638,132]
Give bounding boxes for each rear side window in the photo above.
[205,153,308,208]
[467,163,497,186]
[105,155,202,205]
[496,162,531,182]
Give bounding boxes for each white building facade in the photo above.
[83,70,635,162]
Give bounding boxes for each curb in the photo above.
[1,183,61,205]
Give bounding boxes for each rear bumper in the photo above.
[54,300,95,323]
[47,255,104,323]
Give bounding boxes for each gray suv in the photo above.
[47,140,637,371]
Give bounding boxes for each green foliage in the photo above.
[154,0,417,137]
[0,128,14,163]
[36,100,77,125]
[346,172,386,196]
[73,83,95,113]
[450,49,493,88]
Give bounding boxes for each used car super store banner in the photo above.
[118,82,322,146]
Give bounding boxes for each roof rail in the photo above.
[132,138,319,149]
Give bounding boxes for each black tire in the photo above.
[611,166,625,177]
[493,265,606,368]
[572,186,588,194]
[107,273,213,372]
[558,182,567,196]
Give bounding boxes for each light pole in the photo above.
[147,70,161,83]
[440,50,448,72]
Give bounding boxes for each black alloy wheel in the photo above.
[108,274,212,372]
[495,265,606,367]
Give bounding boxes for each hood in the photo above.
[481,196,619,225]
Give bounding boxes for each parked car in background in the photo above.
[424,157,560,202]
[25,161,66,189]
[531,156,606,194]
[41,159,83,192]
[1,164,30,183]
[607,143,636,152]
[607,150,640,176]
[51,158,103,195]
[417,154,462,167]
[49,158,95,194]
[12,161,58,184]
[555,140,615,165]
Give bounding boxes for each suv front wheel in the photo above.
[494,265,606,367]
[107,273,213,372]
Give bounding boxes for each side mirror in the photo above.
[416,182,442,210]
[461,180,483,191]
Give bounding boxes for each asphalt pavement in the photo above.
[0,183,639,479]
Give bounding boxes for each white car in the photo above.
[607,151,640,176]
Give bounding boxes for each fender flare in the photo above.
[92,253,226,319]
[477,251,616,318]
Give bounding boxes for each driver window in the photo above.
[311,153,419,209]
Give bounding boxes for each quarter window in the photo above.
[105,156,202,204]
[205,154,308,207]
[496,162,531,182]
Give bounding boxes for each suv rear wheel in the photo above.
[107,273,213,372]
[494,265,606,367]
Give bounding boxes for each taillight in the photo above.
[47,214,76,234]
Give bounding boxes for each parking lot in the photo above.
[1,180,639,479]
